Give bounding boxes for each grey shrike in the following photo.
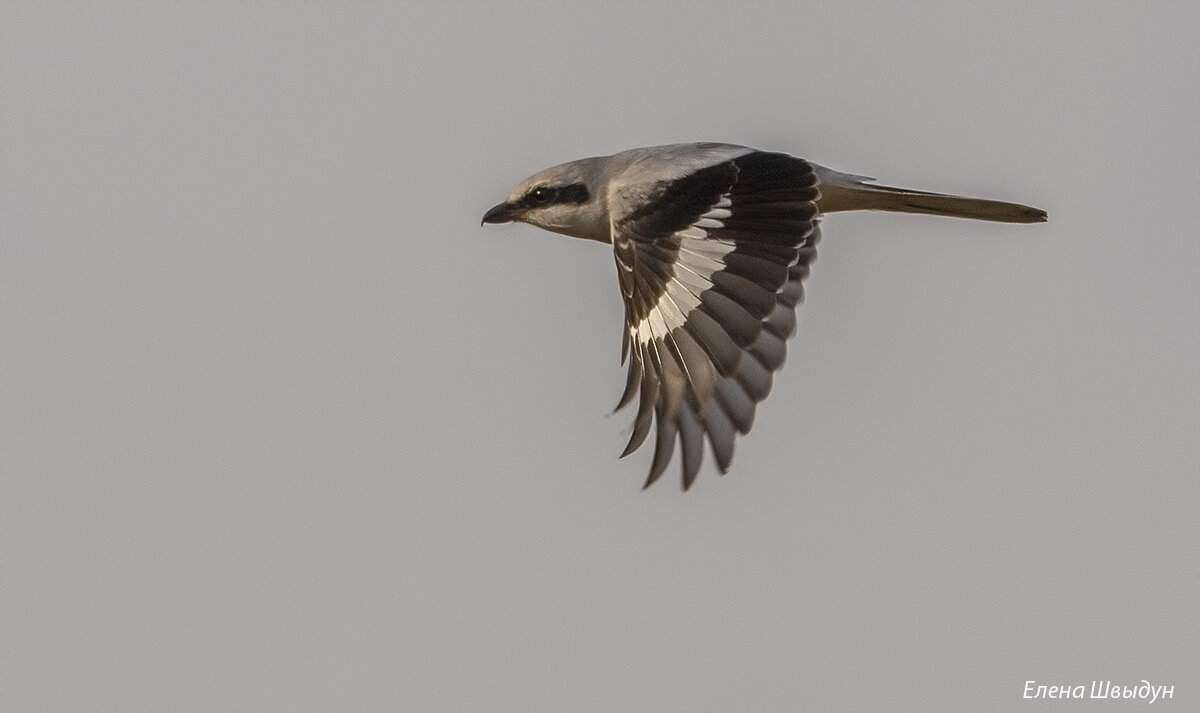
[482,142,1046,490]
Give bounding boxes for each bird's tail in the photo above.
[813,165,1047,224]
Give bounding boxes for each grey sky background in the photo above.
[2,2,1197,712]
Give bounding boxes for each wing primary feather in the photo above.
[701,400,737,473]
[710,270,778,318]
[749,329,788,371]
[677,306,743,376]
[621,356,657,457]
[699,290,763,346]
[645,311,686,422]
[643,404,678,489]
[678,403,705,490]
[614,339,643,412]
[656,288,717,415]
[735,352,774,402]
[666,328,716,416]
[764,303,797,339]
[715,378,756,434]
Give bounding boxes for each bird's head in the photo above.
[482,157,611,242]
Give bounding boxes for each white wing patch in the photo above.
[632,196,737,346]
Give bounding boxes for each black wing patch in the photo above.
[612,152,820,490]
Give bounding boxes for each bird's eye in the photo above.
[526,186,557,207]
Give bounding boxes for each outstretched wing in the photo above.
[609,151,820,490]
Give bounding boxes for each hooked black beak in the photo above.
[481,201,520,226]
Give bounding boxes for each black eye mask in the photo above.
[520,183,590,209]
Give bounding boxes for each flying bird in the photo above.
[482,143,1046,490]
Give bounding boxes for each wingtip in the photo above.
[681,463,698,492]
